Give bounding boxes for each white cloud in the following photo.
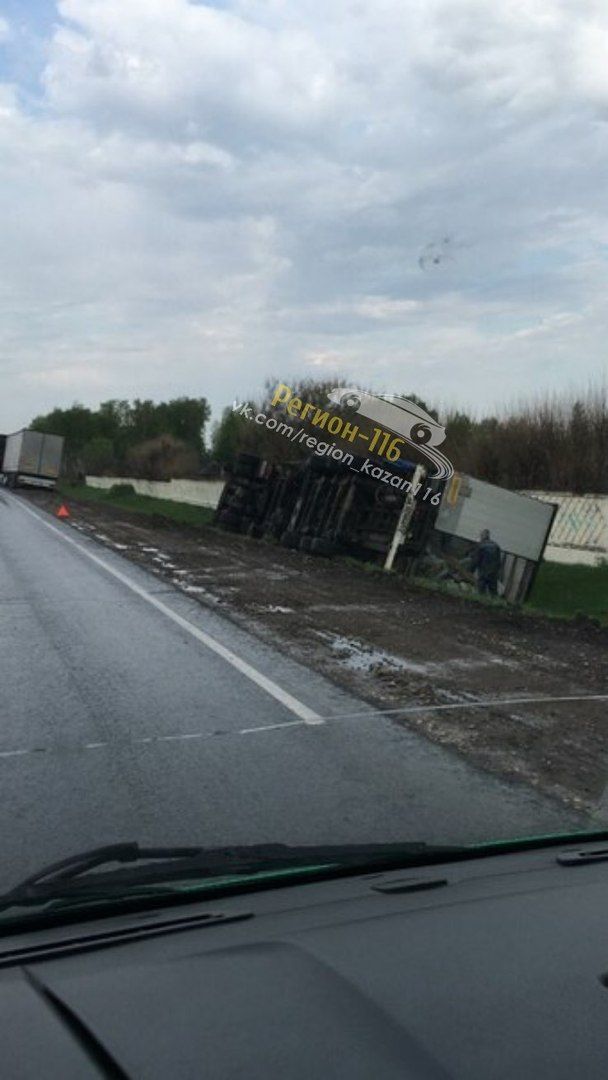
[1,0,607,429]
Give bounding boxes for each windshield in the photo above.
[0,0,607,928]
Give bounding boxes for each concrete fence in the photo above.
[521,492,608,566]
[85,475,225,510]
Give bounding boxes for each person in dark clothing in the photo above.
[471,529,502,595]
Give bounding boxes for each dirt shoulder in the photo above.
[21,488,608,815]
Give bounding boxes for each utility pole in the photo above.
[384,464,425,572]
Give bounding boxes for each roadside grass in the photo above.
[56,482,215,529]
[412,561,608,625]
[410,574,510,611]
[526,560,608,625]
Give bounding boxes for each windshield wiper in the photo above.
[0,840,463,915]
[4,830,607,924]
[0,844,208,915]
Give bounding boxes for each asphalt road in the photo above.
[0,490,585,890]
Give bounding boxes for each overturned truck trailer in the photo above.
[216,455,556,604]
[215,452,443,569]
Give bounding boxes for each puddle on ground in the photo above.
[314,632,517,677]
[315,632,428,675]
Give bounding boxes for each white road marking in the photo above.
[2,691,607,764]
[1,685,607,766]
[0,723,309,760]
[318,694,608,722]
[14,498,323,726]
[240,719,304,734]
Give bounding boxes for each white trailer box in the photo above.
[429,474,557,602]
[2,429,64,489]
[435,475,555,560]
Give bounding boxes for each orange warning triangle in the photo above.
[56,504,70,519]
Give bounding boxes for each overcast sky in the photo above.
[0,0,607,432]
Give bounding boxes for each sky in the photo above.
[0,0,607,432]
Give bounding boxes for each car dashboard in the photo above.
[2,842,608,1079]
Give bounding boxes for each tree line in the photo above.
[442,388,607,493]
[31,398,211,480]
[30,382,608,493]
[211,380,608,494]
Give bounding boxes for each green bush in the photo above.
[108,483,137,497]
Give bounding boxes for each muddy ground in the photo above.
[21,488,608,816]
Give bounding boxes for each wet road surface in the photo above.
[0,490,585,889]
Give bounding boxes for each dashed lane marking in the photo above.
[1,693,607,761]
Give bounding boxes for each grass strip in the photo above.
[526,559,608,624]
[56,482,215,528]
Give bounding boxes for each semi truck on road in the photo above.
[1,429,64,490]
